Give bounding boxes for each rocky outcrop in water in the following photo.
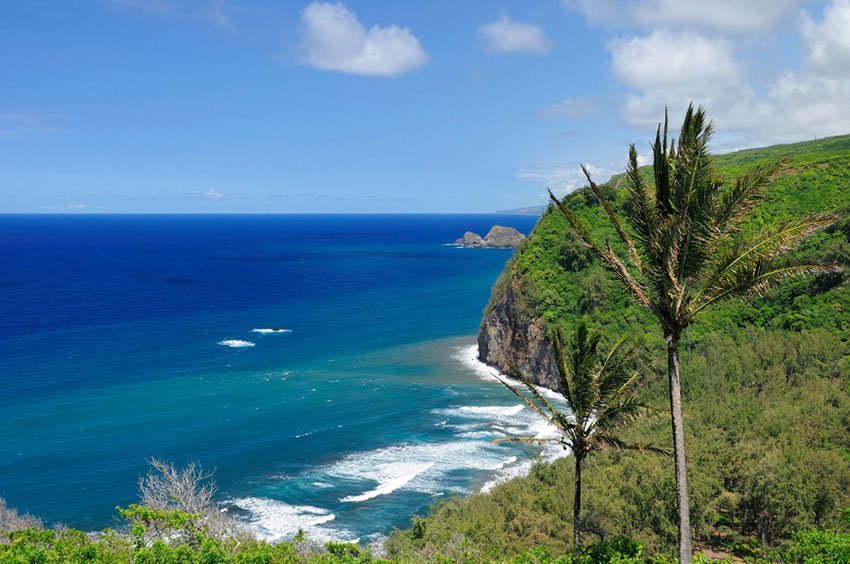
[453,226,525,248]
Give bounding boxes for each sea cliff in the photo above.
[477,273,558,390]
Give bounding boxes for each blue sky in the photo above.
[2,0,849,213]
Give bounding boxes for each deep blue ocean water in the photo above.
[0,214,562,543]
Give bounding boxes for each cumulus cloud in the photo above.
[298,2,427,77]
[802,0,850,74]
[542,96,594,118]
[517,164,615,196]
[564,0,798,33]
[602,2,850,146]
[479,15,551,54]
[608,30,747,129]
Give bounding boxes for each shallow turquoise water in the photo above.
[0,214,562,541]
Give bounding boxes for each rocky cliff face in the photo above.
[477,275,559,391]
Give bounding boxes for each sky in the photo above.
[1,0,849,213]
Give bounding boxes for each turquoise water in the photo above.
[0,214,562,542]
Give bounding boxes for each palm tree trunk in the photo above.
[667,334,692,564]
[573,453,582,549]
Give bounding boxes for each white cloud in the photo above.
[517,164,615,196]
[564,0,798,33]
[542,96,594,118]
[802,0,850,74]
[205,188,225,199]
[298,2,427,77]
[609,31,741,91]
[608,30,748,129]
[479,16,551,54]
[70,203,88,210]
[602,2,850,146]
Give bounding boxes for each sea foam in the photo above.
[229,497,342,542]
[252,328,293,334]
[323,440,519,501]
[450,343,573,493]
[452,344,564,402]
[218,339,255,348]
[340,462,434,503]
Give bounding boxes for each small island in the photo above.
[452,225,525,248]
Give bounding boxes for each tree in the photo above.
[548,104,839,562]
[495,323,665,548]
[138,458,248,543]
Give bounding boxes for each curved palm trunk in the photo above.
[667,335,692,564]
[573,453,583,549]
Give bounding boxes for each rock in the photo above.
[452,226,525,248]
[483,225,525,248]
[454,231,486,247]
[477,275,559,391]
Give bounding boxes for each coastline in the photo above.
[221,336,570,545]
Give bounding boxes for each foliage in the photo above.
[391,133,850,560]
[496,322,665,548]
[548,106,839,562]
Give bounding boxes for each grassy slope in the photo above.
[388,135,850,560]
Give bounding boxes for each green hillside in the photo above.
[387,135,850,561]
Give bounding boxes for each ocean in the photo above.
[0,214,565,543]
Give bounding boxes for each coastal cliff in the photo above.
[477,273,559,390]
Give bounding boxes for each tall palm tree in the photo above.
[495,323,665,549]
[548,104,839,563]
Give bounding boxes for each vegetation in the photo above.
[2,130,849,562]
[390,131,850,559]
[496,323,665,548]
[547,105,839,563]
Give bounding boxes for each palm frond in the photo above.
[551,328,576,409]
[499,365,573,433]
[582,164,642,270]
[699,214,838,300]
[548,189,607,262]
[494,372,555,423]
[549,189,651,308]
[693,260,841,319]
[594,396,658,431]
[625,144,658,258]
[653,111,672,216]
[713,160,782,232]
[603,239,651,308]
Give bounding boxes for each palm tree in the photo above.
[548,104,839,563]
[495,323,665,549]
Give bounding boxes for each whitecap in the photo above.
[340,462,433,503]
[452,344,565,402]
[324,441,515,499]
[458,404,524,417]
[252,328,293,334]
[229,497,340,542]
[218,339,255,348]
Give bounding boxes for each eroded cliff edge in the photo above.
[477,248,559,391]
